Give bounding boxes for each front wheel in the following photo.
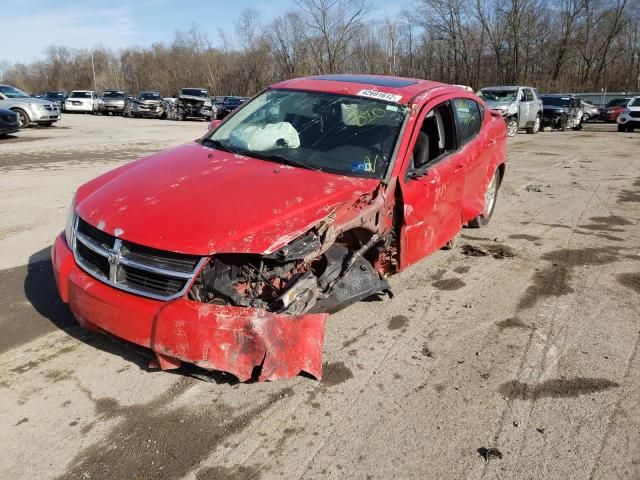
[468,170,500,228]
[13,109,30,128]
[506,117,518,137]
[618,124,627,132]
[526,115,540,134]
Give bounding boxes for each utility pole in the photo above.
[90,51,97,92]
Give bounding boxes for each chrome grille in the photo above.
[72,216,205,300]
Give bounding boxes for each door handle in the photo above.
[486,139,496,147]
[453,164,465,174]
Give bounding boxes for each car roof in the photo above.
[480,86,535,90]
[271,74,450,104]
[71,90,94,93]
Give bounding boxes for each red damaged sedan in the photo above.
[52,75,507,381]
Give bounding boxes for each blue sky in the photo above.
[0,0,406,65]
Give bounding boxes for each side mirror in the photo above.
[208,119,222,130]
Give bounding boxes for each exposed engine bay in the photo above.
[189,227,396,315]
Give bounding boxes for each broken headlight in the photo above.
[190,231,323,313]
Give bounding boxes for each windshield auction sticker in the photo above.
[357,89,403,103]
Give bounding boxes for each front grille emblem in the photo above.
[108,239,122,282]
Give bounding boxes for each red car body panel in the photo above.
[52,75,507,381]
[52,234,327,381]
[600,106,625,122]
[76,143,379,255]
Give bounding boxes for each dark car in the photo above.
[0,108,20,137]
[124,91,165,118]
[43,90,68,111]
[600,98,631,123]
[540,95,583,130]
[218,96,248,119]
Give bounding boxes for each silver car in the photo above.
[97,89,127,115]
[477,86,543,136]
[0,84,61,127]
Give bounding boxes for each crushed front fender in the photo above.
[152,301,328,382]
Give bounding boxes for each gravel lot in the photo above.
[1,114,639,480]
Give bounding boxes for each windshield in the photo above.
[478,89,518,102]
[45,92,65,99]
[541,96,571,107]
[181,89,208,97]
[139,92,161,100]
[102,91,125,98]
[606,98,630,107]
[70,91,92,99]
[629,98,640,107]
[205,89,407,179]
[0,85,31,98]
[224,98,243,106]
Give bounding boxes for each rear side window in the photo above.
[452,98,482,145]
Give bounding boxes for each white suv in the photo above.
[617,96,640,132]
[64,90,98,113]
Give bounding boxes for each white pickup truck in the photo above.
[477,86,543,137]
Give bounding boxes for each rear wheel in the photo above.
[526,115,540,134]
[13,109,30,128]
[468,170,500,228]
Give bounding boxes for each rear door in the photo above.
[399,99,467,267]
[451,98,491,223]
[517,89,530,127]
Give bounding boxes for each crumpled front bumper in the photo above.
[51,233,328,381]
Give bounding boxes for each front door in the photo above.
[399,99,467,267]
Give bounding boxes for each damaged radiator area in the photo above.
[189,228,395,316]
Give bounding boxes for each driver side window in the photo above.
[408,101,456,176]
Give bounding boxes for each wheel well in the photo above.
[10,107,29,119]
[497,163,506,187]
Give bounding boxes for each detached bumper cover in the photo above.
[52,234,327,381]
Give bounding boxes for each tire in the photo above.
[526,114,540,134]
[618,124,627,132]
[506,117,518,137]
[442,234,457,250]
[468,170,500,228]
[559,115,567,131]
[582,113,590,122]
[13,109,30,128]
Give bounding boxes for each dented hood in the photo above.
[76,142,379,255]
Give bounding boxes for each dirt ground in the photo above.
[1,114,639,480]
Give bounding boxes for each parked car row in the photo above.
[476,84,639,135]
[0,83,249,136]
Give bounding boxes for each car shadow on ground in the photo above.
[23,247,239,385]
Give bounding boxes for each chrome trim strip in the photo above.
[117,255,195,279]
[75,230,110,256]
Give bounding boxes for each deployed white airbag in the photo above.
[229,122,300,151]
